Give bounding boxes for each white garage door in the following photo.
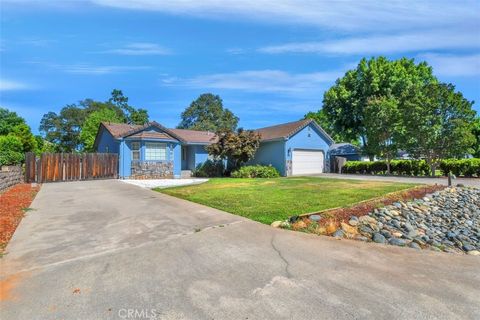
[292,149,324,175]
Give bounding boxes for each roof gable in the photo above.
[99,121,185,142]
[255,119,334,144]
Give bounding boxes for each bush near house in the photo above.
[439,159,480,177]
[193,160,225,177]
[343,160,431,176]
[231,165,280,178]
[0,135,24,166]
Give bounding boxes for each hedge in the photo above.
[231,165,280,178]
[342,160,431,176]
[439,159,480,177]
[193,160,225,177]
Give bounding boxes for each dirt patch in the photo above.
[0,183,41,254]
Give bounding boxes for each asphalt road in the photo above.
[1,180,479,319]
[315,173,480,187]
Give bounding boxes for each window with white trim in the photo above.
[131,142,140,161]
[145,142,167,161]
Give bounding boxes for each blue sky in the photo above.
[1,0,479,134]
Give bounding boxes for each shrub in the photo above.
[343,160,432,176]
[439,159,480,177]
[231,165,280,178]
[193,160,225,177]
[0,135,24,166]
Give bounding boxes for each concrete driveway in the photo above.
[1,180,479,319]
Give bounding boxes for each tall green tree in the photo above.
[80,108,124,152]
[0,108,25,135]
[109,89,149,125]
[0,107,37,153]
[322,57,436,152]
[470,117,480,158]
[206,128,260,171]
[363,96,401,173]
[402,83,476,175]
[0,135,24,166]
[40,90,149,152]
[178,93,239,131]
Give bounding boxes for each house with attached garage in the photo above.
[93,118,335,178]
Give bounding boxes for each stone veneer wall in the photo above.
[0,165,23,191]
[131,161,174,179]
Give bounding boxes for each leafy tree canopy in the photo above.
[0,108,37,164]
[177,93,239,132]
[40,90,149,152]
[402,83,476,174]
[322,56,436,147]
[80,108,124,152]
[363,95,401,172]
[206,128,260,171]
[0,135,24,166]
[471,117,480,158]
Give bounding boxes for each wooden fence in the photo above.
[25,152,118,183]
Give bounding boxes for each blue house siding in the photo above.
[119,140,132,178]
[173,144,181,178]
[96,128,119,154]
[285,123,332,175]
[193,145,209,168]
[250,141,286,175]
[185,145,209,170]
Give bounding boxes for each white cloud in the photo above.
[259,30,480,55]
[164,69,343,93]
[103,42,171,55]
[418,53,480,77]
[0,79,31,91]
[226,48,245,55]
[90,0,479,32]
[25,61,151,75]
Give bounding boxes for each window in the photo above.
[145,142,167,161]
[131,142,140,161]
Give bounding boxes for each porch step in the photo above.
[181,170,192,178]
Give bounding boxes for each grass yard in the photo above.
[158,177,418,224]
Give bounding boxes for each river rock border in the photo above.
[272,185,480,255]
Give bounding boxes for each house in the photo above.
[250,119,334,176]
[93,119,334,178]
[328,143,363,173]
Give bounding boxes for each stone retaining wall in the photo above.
[0,165,23,191]
[131,161,174,179]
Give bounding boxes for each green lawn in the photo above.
[157,177,418,224]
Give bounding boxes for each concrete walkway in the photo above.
[1,180,479,319]
[315,173,480,187]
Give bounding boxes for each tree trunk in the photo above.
[386,158,391,175]
[426,157,435,177]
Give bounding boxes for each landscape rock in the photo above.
[389,238,407,246]
[333,229,345,239]
[372,233,386,244]
[271,221,282,228]
[349,216,359,226]
[341,222,357,235]
[310,214,322,222]
[354,187,480,254]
